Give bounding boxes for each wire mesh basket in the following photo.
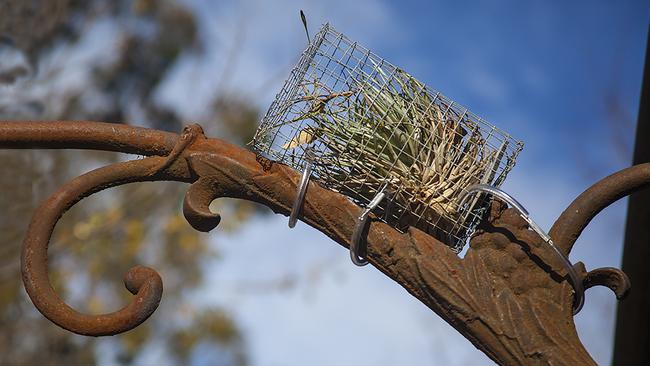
[251,23,524,252]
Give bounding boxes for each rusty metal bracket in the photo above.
[0,121,640,365]
[458,184,585,314]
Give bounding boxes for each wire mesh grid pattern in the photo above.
[251,23,524,251]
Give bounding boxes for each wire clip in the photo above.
[350,185,388,266]
[458,184,585,314]
[288,149,315,228]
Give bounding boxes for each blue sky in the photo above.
[146,1,650,365]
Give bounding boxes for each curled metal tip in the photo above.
[21,158,168,336]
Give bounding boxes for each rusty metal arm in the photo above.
[550,163,650,256]
[0,121,638,365]
[22,157,169,335]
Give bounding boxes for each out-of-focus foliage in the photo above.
[0,0,70,54]
[211,95,261,145]
[0,0,261,365]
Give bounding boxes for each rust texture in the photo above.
[0,121,640,364]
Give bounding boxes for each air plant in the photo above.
[251,24,522,250]
[280,65,499,239]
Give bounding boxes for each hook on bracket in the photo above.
[288,148,314,228]
[350,185,388,266]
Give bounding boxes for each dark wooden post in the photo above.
[613,26,650,366]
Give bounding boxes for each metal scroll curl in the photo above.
[22,156,174,336]
[18,123,212,336]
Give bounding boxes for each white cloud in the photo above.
[154,0,406,120]
[0,17,124,118]
[519,63,550,95]
[463,65,511,105]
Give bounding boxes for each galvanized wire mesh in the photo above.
[251,23,523,251]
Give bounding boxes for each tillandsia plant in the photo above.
[280,65,499,240]
[252,23,522,250]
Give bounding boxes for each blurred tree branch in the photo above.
[0,1,256,364]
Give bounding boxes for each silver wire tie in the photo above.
[350,185,388,266]
[457,184,585,314]
[288,149,314,228]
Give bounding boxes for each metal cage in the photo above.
[251,23,523,252]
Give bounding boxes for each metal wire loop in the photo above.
[457,184,585,314]
[288,149,315,228]
[350,185,388,266]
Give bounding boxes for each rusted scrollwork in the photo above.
[0,121,641,364]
